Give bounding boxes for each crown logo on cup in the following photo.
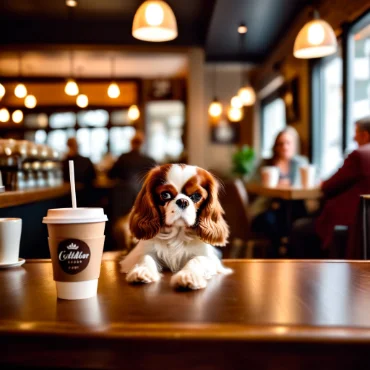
[66,243,79,250]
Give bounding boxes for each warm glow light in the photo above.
[208,100,223,118]
[238,25,248,34]
[238,86,256,106]
[14,83,27,98]
[128,105,140,121]
[294,19,337,59]
[66,0,77,7]
[132,1,178,42]
[107,82,120,98]
[12,110,23,124]
[231,95,243,109]
[227,107,243,122]
[76,94,88,108]
[145,3,164,26]
[0,108,10,122]
[25,95,37,109]
[0,84,5,99]
[64,79,79,96]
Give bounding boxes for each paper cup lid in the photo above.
[43,208,108,224]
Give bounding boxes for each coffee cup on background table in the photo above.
[0,218,22,264]
[43,208,108,300]
[261,166,280,188]
[300,165,316,188]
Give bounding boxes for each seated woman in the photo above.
[250,126,308,257]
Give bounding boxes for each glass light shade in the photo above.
[231,95,243,109]
[25,95,37,109]
[227,107,243,122]
[208,100,223,118]
[66,0,77,7]
[238,86,256,106]
[293,19,337,59]
[0,83,5,98]
[12,110,23,124]
[132,1,178,42]
[76,94,88,108]
[0,108,10,122]
[107,82,120,98]
[64,79,79,96]
[128,105,140,121]
[14,83,27,98]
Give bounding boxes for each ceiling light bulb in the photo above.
[66,0,77,7]
[128,105,140,121]
[12,110,23,124]
[308,22,325,45]
[25,94,37,109]
[145,3,164,26]
[107,82,120,98]
[227,107,243,122]
[231,95,243,109]
[238,86,256,106]
[76,94,88,108]
[208,99,223,118]
[14,83,27,98]
[238,24,248,34]
[0,84,5,98]
[65,79,79,96]
[132,0,178,42]
[0,108,10,122]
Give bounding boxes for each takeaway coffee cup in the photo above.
[0,218,22,264]
[261,166,279,188]
[300,165,316,188]
[43,208,108,300]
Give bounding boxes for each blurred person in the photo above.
[250,126,308,257]
[291,116,370,258]
[62,137,96,187]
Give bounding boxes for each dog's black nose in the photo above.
[176,198,189,209]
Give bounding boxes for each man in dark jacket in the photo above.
[291,116,370,258]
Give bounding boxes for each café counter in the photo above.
[2,257,370,370]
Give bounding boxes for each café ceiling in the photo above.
[0,0,309,64]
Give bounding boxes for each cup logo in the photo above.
[58,239,91,275]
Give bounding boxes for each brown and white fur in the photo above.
[120,164,232,290]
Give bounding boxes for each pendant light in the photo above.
[14,54,27,99]
[76,94,88,108]
[293,10,337,59]
[208,65,223,119]
[65,50,79,96]
[0,83,6,99]
[128,105,140,121]
[132,0,178,42]
[12,110,23,124]
[236,24,256,106]
[227,106,244,122]
[0,108,10,122]
[25,94,37,109]
[107,56,120,99]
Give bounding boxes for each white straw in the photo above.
[69,160,77,209]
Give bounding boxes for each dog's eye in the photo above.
[160,191,172,201]
[190,192,201,203]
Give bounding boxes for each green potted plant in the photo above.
[232,145,255,180]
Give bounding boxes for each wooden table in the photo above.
[246,182,323,200]
[2,259,370,369]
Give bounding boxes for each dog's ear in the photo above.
[196,171,229,246]
[129,170,161,240]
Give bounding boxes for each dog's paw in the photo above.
[217,266,233,275]
[126,264,161,284]
[170,270,207,290]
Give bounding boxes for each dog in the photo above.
[120,164,232,290]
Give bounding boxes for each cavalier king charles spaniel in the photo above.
[120,164,232,290]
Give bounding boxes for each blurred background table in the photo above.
[2,258,370,369]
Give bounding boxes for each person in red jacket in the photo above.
[291,116,370,258]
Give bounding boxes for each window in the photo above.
[261,97,286,158]
[312,53,343,179]
[347,12,370,150]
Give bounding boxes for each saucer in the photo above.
[0,258,26,269]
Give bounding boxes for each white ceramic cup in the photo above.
[0,218,22,264]
[300,165,316,188]
[261,166,280,188]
